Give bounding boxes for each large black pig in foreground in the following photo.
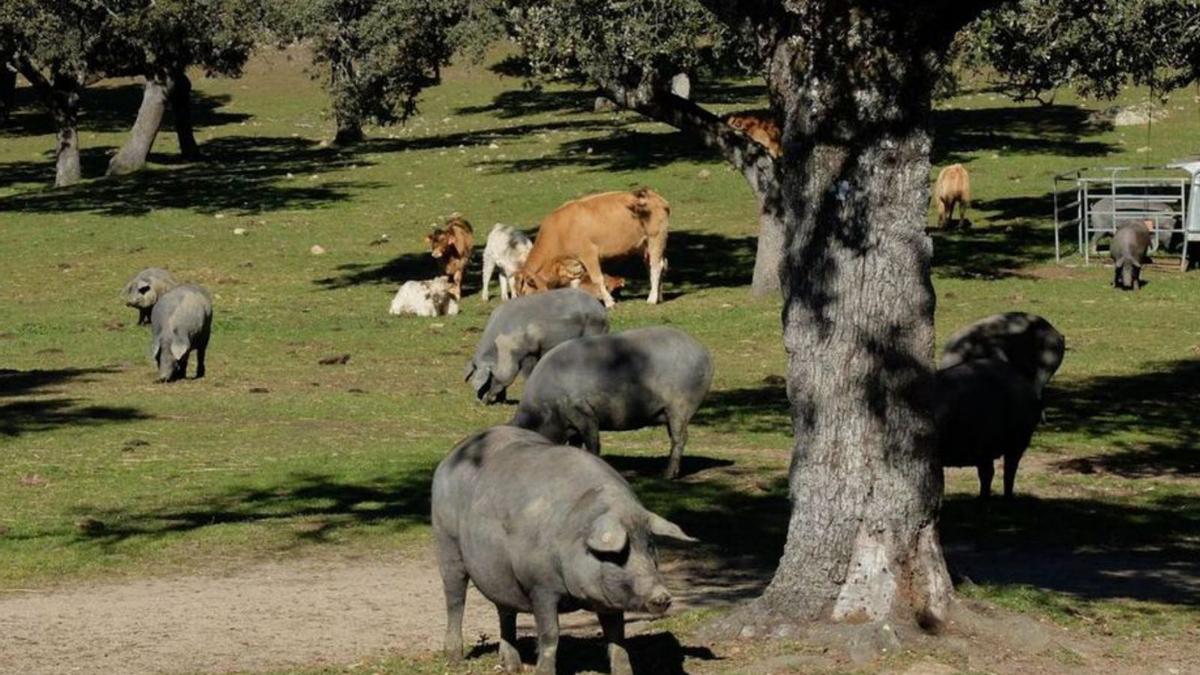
[433,426,695,675]
[511,326,713,479]
[936,358,1042,498]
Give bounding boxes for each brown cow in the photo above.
[541,255,627,299]
[722,110,782,158]
[425,215,474,299]
[934,164,971,229]
[515,188,669,307]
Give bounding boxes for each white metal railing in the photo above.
[1053,165,1194,268]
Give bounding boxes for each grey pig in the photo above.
[150,284,213,382]
[1088,197,1178,253]
[511,326,713,479]
[122,267,178,325]
[1111,222,1152,290]
[464,288,608,404]
[433,425,696,675]
[936,358,1041,498]
[939,312,1065,400]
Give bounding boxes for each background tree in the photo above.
[0,0,113,187]
[508,0,786,295]
[104,0,261,176]
[275,0,479,145]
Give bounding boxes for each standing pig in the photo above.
[511,326,713,479]
[150,284,213,382]
[433,426,695,675]
[122,267,178,325]
[939,312,1065,400]
[1111,222,1152,290]
[464,288,608,404]
[936,358,1041,498]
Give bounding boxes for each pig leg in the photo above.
[564,404,601,454]
[497,607,522,672]
[1002,454,1020,500]
[665,413,688,480]
[195,345,206,379]
[599,612,633,675]
[531,591,560,675]
[976,461,994,499]
[435,535,468,661]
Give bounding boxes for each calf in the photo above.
[480,223,533,302]
[722,110,782,157]
[511,326,713,479]
[939,312,1065,400]
[934,164,971,228]
[150,284,212,382]
[542,255,627,300]
[389,277,460,317]
[122,267,178,325]
[515,188,669,307]
[433,425,695,675]
[936,358,1041,498]
[426,216,474,299]
[1111,221,1153,290]
[464,288,608,404]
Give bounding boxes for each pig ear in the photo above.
[170,339,189,360]
[586,512,628,553]
[463,362,476,382]
[647,512,697,543]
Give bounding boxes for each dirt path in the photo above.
[0,553,763,675]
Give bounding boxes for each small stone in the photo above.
[488,142,500,150]
[233,228,247,236]
[214,213,226,219]
[76,517,106,534]
[698,169,711,179]
[310,245,327,255]
[286,172,294,179]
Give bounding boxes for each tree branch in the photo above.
[593,73,775,178]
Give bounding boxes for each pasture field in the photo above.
[2,48,1198,673]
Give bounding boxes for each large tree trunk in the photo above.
[746,160,785,297]
[330,55,364,144]
[752,7,952,629]
[169,70,201,159]
[0,64,15,123]
[50,72,83,187]
[107,77,169,176]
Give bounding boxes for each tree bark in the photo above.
[16,59,85,187]
[330,54,364,144]
[170,70,201,160]
[107,77,169,176]
[751,6,955,629]
[0,64,15,123]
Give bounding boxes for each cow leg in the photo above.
[976,461,994,499]
[498,272,510,301]
[936,198,947,228]
[481,255,495,302]
[646,240,667,305]
[580,253,614,307]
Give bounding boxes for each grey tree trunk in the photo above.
[170,70,201,159]
[107,77,169,176]
[750,205,785,296]
[330,56,364,144]
[51,73,82,187]
[751,7,952,629]
[0,65,15,123]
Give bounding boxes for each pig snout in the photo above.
[644,586,672,615]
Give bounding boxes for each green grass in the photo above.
[2,45,1198,656]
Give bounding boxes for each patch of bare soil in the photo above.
[0,552,765,675]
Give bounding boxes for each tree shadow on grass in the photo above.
[0,146,116,191]
[64,470,433,548]
[690,380,790,435]
[1042,359,1200,477]
[1,82,249,138]
[0,367,150,437]
[932,103,1116,167]
[0,136,378,216]
[483,127,721,175]
[941,492,1200,607]
[930,222,1055,279]
[467,631,720,675]
[315,231,756,299]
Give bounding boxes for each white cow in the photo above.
[389,277,460,317]
[480,223,533,302]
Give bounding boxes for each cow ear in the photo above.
[170,339,189,360]
[587,512,628,553]
[647,512,697,543]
